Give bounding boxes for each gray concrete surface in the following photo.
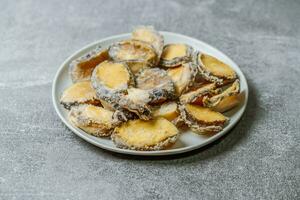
[0,0,299,199]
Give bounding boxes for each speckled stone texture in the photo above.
[0,0,299,199]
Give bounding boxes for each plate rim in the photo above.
[52,31,249,156]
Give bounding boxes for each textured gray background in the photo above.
[0,0,299,199]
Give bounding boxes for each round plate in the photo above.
[52,32,248,156]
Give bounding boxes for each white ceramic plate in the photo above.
[52,32,248,156]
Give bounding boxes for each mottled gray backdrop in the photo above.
[0,0,299,199]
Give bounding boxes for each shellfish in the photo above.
[132,26,164,62]
[68,104,115,137]
[136,68,176,103]
[112,117,179,150]
[167,62,198,96]
[193,52,237,85]
[108,39,157,74]
[180,104,228,134]
[69,46,109,83]
[60,81,100,110]
[160,44,193,67]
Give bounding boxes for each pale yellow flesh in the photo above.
[179,83,216,104]
[114,117,178,148]
[212,95,240,113]
[79,126,107,136]
[61,81,96,103]
[76,50,109,78]
[204,80,240,107]
[167,64,191,95]
[153,102,179,121]
[222,80,240,96]
[96,61,130,89]
[162,44,187,60]
[133,29,157,45]
[125,88,151,104]
[69,105,114,136]
[84,105,114,125]
[116,41,155,61]
[126,62,146,74]
[200,54,236,79]
[185,104,226,123]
